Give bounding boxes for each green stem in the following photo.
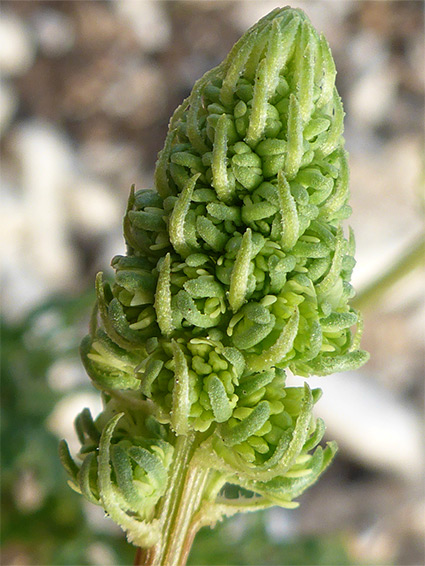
[353,233,425,311]
[136,433,211,566]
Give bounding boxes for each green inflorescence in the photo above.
[61,7,368,550]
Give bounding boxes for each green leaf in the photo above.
[154,253,174,336]
[171,341,191,436]
[212,114,234,203]
[277,171,299,251]
[284,94,303,180]
[229,228,252,312]
[169,173,201,257]
[246,307,299,372]
[221,401,271,446]
[206,375,233,423]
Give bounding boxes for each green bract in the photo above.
[61,7,368,553]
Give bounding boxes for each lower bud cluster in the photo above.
[60,404,174,546]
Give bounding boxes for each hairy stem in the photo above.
[136,434,211,566]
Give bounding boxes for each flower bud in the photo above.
[62,7,369,546]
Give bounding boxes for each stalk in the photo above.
[138,434,210,566]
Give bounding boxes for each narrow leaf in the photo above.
[277,171,299,251]
[284,94,303,180]
[79,452,99,505]
[315,227,344,295]
[212,114,233,203]
[229,228,252,312]
[221,401,270,446]
[206,375,233,423]
[171,341,191,436]
[154,253,174,336]
[247,307,299,372]
[169,173,201,257]
[59,440,79,481]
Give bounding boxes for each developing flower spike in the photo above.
[60,7,369,565]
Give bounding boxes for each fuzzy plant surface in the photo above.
[60,7,368,566]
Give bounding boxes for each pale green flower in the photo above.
[61,7,368,554]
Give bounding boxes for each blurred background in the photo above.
[1,1,424,565]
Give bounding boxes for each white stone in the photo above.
[113,0,171,52]
[9,121,78,289]
[84,502,123,536]
[100,62,165,123]
[79,139,141,178]
[0,181,49,321]
[0,12,35,76]
[349,65,397,127]
[266,507,297,541]
[348,137,424,291]
[1,122,84,321]
[68,179,120,235]
[230,0,286,32]
[14,470,46,513]
[31,8,75,57]
[349,30,386,71]
[87,542,117,566]
[230,0,352,35]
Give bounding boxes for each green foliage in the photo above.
[190,512,359,566]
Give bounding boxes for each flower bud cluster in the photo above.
[60,403,173,546]
[62,7,368,547]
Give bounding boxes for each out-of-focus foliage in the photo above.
[190,513,360,566]
[1,294,131,566]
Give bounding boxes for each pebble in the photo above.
[113,0,171,52]
[68,179,120,235]
[31,8,75,57]
[100,61,165,124]
[0,12,35,76]
[5,122,78,310]
[349,65,397,127]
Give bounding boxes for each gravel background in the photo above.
[1,2,424,565]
